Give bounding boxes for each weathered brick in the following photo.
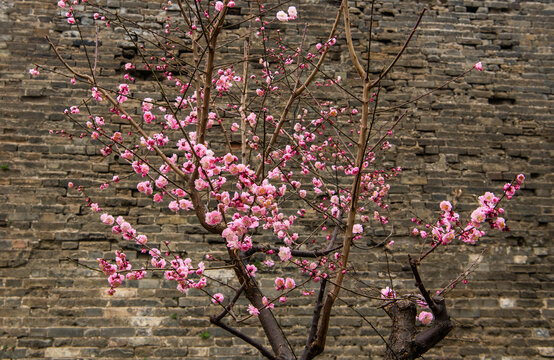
[1,1,551,360]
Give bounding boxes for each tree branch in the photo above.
[300,277,327,360]
[343,2,366,80]
[413,296,454,357]
[408,255,437,313]
[214,283,245,323]
[255,1,344,179]
[227,248,295,360]
[243,244,343,259]
[210,316,278,360]
[408,256,454,358]
[369,8,426,90]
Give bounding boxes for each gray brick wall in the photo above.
[0,0,552,359]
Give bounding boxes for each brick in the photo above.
[1,1,552,359]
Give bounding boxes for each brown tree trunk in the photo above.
[385,297,455,360]
[385,300,417,360]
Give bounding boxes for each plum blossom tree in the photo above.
[31,0,524,359]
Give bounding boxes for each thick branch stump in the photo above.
[385,298,454,360]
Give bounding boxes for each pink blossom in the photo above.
[151,255,166,268]
[223,153,237,165]
[441,230,455,245]
[470,207,486,225]
[155,176,168,189]
[117,150,132,161]
[440,200,452,212]
[108,273,124,288]
[278,246,292,262]
[264,259,274,267]
[276,10,288,21]
[495,217,506,230]
[135,235,147,245]
[205,210,223,225]
[91,87,102,101]
[284,277,295,289]
[262,296,274,309]
[248,304,260,316]
[118,83,129,95]
[247,112,256,127]
[352,224,363,234]
[137,181,153,195]
[179,199,193,211]
[287,6,297,20]
[142,98,154,112]
[215,1,224,11]
[418,311,434,325]
[275,277,285,290]
[126,270,145,281]
[100,213,115,225]
[143,111,155,123]
[168,201,179,213]
[380,286,396,299]
[29,68,40,76]
[246,264,257,277]
[212,293,224,304]
[106,288,116,296]
[312,178,322,188]
[474,62,483,71]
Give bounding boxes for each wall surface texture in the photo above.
[0,0,553,359]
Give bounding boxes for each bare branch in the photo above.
[369,8,426,90]
[409,255,438,313]
[210,317,278,360]
[343,2,366,80]
[243,245,343,259]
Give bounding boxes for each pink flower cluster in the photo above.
[164,257,207,293]
[214,1,235,12]
[411,174,524,245]
[380,286,397,299]
[97,250,145,294]
[274,277,295,291]
[276,7,297,22]
[215,67,238,93]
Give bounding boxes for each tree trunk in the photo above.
[385,297,455,360]
[385,300,417,360]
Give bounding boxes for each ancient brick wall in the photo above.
[0,0,552,359]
